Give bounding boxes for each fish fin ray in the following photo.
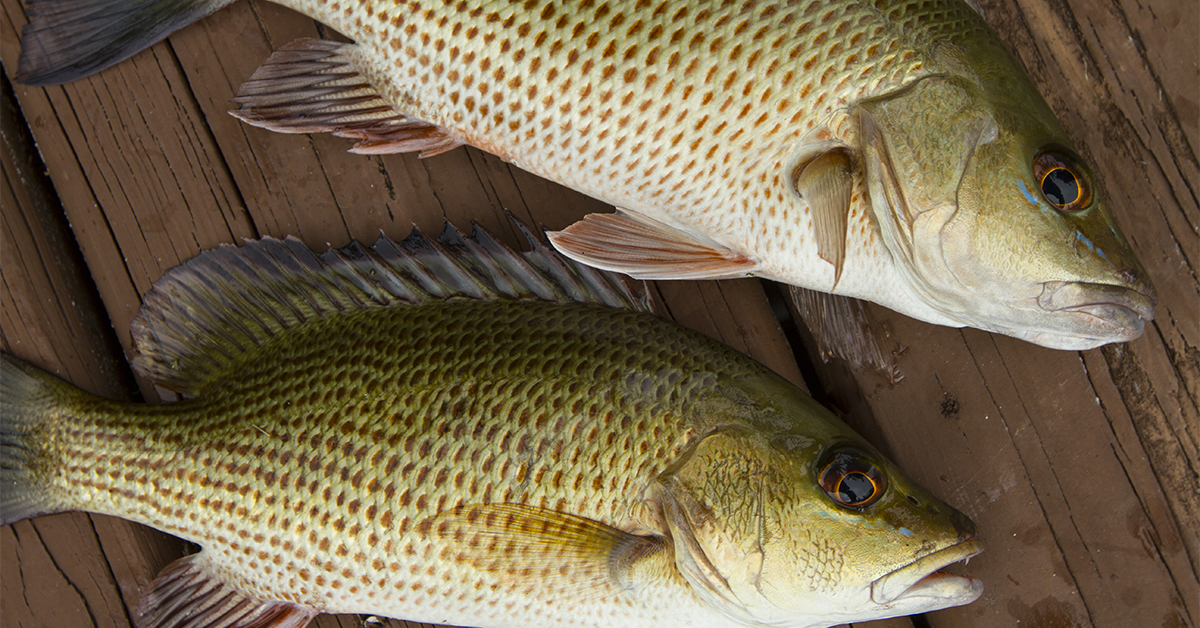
[16,0,235,86]
[417,503,669,596]
[140,552,317,628]
[0,355,78,525]
[130,217,651,395]
[548,210,758,280]
[786,286,903,383]
[230,39,463,157]
[794,149,854,287]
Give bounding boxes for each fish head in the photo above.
[652,395,981,627]
[857,74,1155,350]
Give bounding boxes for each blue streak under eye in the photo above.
[1017,179,1040,206]
[899,527,914,537]
[1075,231,1110,263]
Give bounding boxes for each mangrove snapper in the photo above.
[14,0,1157,352]
[0,222,981,628]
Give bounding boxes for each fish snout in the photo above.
[948,506,977,544]
[1037,280,1157,340]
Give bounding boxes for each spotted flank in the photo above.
[0,218,982,628]
[16,0,1155,353]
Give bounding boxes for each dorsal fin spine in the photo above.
[130,219,651,396]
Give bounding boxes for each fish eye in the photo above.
[1033,148,1093,212]
[818,449,887,510]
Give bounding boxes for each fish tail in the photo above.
[0,354,72,525]
[16,0,236,86]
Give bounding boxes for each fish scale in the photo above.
[309,0,949,290]
[39,301,720,622]
[2,225,983,627]
[15,0,1156,356]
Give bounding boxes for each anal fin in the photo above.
[230,39,463,157]
[418,503,670,596]
[547,210,757,280]
[139,552,317,628]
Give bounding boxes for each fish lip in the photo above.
[1037,280,1157,334]
[869,538,984,606]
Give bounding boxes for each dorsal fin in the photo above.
[130,217,650,395]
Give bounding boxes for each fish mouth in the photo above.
[870,539,984,606]
[1036,280,1157,342]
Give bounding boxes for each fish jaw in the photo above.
[868,538,984,611]
[1023,280,1158,350]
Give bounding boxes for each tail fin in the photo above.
[15,0,235,86]
[1,354,68,525]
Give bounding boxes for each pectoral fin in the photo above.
[794,149,854,286]
[548,210,757,280]
[230,39,463,157]
[417,503,669,595]
[139,552,317,628]
[787,286,903,383]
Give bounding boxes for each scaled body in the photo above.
[17,0,1156,349]
[0,224,981,628]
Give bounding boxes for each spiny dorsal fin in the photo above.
[130,217,651,395]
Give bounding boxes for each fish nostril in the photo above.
[950,508,977,540]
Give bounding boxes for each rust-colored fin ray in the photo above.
[15,0,235,86]
[139,553,317,628]
[795,149,853,287]
[547,210,758,280]
[787,285,903,383]
[129,217,650,396]
[229,38,463,157]
[418,503,669,597]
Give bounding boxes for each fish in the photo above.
[14,0,1156,353]
[0,220,983,628]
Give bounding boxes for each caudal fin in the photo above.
[15,0,235,86]
[0,354,69,525]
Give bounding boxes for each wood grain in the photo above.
[0,0,1195,627]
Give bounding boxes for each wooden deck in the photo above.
[0,0,1195,627]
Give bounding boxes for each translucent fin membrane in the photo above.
[130,216,650,396]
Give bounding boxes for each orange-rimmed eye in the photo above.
[1033,149,1093,212]
[818,450,887,509]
